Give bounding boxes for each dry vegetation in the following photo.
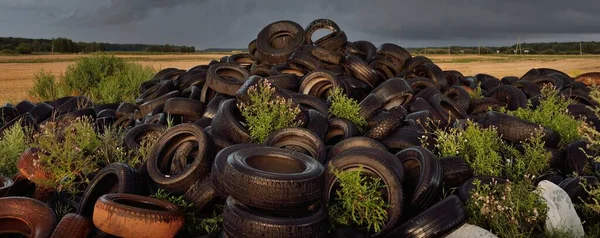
[1,53,599,103]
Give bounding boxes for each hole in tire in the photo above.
[245,155,306,174]
[0,218,31,237]
[216,68,245,82]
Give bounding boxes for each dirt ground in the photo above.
[1,53,599,103]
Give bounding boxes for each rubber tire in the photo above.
[327,136,387,161]
[146,123,213,193]
[77,163,143,218]
[443,86,471,112]
[371,77,414,109]
[206,63,251,96]
[325,118,360,146]
[211,144,266,198]
[305,109,329,141]
[458,176,507,202]
[299,69,345,100]
[223,147,324,210]
[123,123,165,151]
[325,148,405,235]
[0,176,13,197]
[264,127,327,164]
[184,178,217,212]
[0,197,58,237]
[222,196,326,238]
[256,20,305,64]
[479,111,561,148]
[486,85,527,111]
[381,125,425,153]
[439,156,473,189]
[395,146,443,215]
[211,99,252,144]
[50,213,93,238]
[92,193,184,238]
[344,54,381,88]
[163,97,206,119]
[365,106,407,139]
[384,195,467,238]
[290,93,329,117]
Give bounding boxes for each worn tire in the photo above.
[223,196,326,238]
[206,63,251,96]
[264,127,327,164]
[0,196,57,238]
[50,213,93,238]
[396,146,443,215]
[384,195,467,238]
[439,156,473,189]
[77,163,143,218]
[211,99,252,144]
[93,193,184,238]
[479,111,561,148]
[325,118,360,145]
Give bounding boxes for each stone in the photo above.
[445,223,498,238]
[536,180,584,237]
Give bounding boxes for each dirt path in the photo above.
[1,54,599,103]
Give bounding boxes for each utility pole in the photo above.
[478,43,481,55]
[580,41,583,56]
[448,46,451,55]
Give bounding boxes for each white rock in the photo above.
[536,180,585,238]
[445,223,498,238]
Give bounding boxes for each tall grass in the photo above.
[0,120,29,177]
[29,54,155,103]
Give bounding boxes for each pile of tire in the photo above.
[1,18,600,237]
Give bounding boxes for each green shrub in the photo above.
[509,86,583,148]
[504,131,552,181]
[580,86,600,164]
[328,168,389,233]
[328,87,367,130]
[95,126,161,169]
[431,120,505,177]
[469,82,484,100]
[29,69,60,101]
[0,121,28,177]
[152,189,223,236]
[97,63,155,103]
[30,54,155,103]
[238,79,301,143]
[31,118,101,194]
[16,43,33,54]
[466,179,547,238]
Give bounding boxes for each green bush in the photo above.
[466,179,547,238]
[16,43,33,54]
[95,126,160,169]
[431,120,505,177]
[0,121,28,177]
[328,87,367,131]
[238,79,301,143]
[30,54,155,103]
[328,168,389,233]
[509,86,583,148]
[97,63,155,103]
[29,69,60,102]
[469,82,484,100]
[31,118,101,194]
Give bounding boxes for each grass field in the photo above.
[1,53,599,103]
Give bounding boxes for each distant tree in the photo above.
[32,40,41,52]
[16,43,33,54]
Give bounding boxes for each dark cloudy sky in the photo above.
[1,0,599,49]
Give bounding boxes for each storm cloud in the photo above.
[1,0,599,48]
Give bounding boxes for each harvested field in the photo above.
[0,53,599,103]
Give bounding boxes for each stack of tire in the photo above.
[1,17,600,237]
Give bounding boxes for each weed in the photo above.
[328,87,367,131]
[504,130,552,181]
[509,86,583,148]
[95,126,161,169]
[328,168,389,234]
[0,120,28,177]
[97,63,155,104]
[580,86,600,164]
[152,189,223,235]
[429,120,505,177]
[469,82,484,100]
[466,179,547,238]
[238,79,301,143]
[31,118,100,195]
[53,200,74,221]
[29,69,60,101]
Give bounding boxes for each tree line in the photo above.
[409,42,600,55]
[0,37,196,54]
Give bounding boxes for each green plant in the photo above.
[238,79,301,143]
[430,120,505,177]
[95,126,161,169]
[466,179,547,238]
[29,69,60,101]
[509,86,583,148]
[97,63,155,103]
[504,130,552,181]
[328,168,389,233]
[152,189,223,235]
[29,54,155,103]
[580,86,600,164]
[53,200,74,221]
[469,82,484,100]
[31,118,101,194]
[328,87,367,130]
[0,121,28,177]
